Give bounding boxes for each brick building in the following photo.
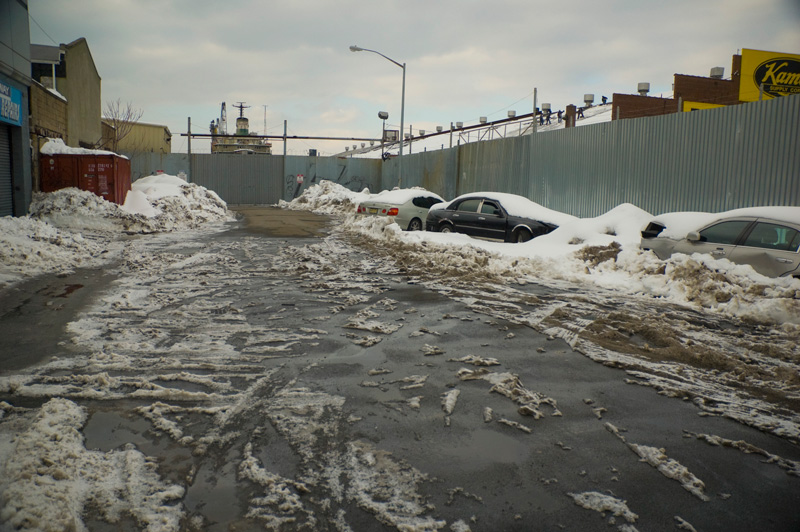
[29,81,68,191]
[612,54,744,120]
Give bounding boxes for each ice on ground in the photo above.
[0,398,183,532]
[457,368,562,419]
[441,389,460,415]
[606,423,709,501]
[568,491,638,523]
[685,431,800,477]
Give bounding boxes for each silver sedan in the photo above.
[356,189,444,231]
[640,207,800,278]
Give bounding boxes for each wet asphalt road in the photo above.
[1,206,799,531]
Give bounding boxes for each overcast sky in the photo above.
[27,0,800,155]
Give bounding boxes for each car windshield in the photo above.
[699,220,750,245]
[743,222,800,252]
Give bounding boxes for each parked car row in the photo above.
[355,188,800,278]
[356,190,575,243]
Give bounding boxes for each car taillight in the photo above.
[356,206,363,213]
[387,208,399,216]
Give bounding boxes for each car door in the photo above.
[449,198,482,235]
[474,200,507,240]
[728,220,800,277]
[672,219,753,260]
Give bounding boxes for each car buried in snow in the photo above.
[424,192,577,243]
[639,206,800,278]
[355,188,444,231]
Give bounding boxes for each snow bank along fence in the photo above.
[128,95,799,216]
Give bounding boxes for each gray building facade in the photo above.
[0,0,32,216]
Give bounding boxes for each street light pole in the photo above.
[350,45,406,188]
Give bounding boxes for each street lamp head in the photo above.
[349,45,363,52]
[378,111,389,120]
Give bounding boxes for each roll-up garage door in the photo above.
[0,125,12,216]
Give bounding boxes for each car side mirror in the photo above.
[686,231,701,242]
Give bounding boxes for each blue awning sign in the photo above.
[0,81,23,127]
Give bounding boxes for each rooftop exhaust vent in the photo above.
[637,82,650,96]
[507,110,516,118]
[584,94,594,106]
[710,66,724,79]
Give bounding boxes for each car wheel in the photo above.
[439,223,453,233]
[407,218,423,231]
[514,228,532,243]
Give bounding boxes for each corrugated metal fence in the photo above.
[129,95,799,216]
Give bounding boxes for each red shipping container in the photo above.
[40,153,131,205]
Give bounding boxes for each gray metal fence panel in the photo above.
[520,95,800,217]
[188,154,284,205]
[126,152,191,182]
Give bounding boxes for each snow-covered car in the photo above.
[425,192,576,242]
[355,188,444,231]
[640,206,800,278]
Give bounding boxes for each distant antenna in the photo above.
[234,102,250,118]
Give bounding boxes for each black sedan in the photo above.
[425,192,576,243]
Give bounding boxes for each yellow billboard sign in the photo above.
[682,101,725,112]
[739,48,800,102]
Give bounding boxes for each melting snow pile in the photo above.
[0,399,184,530]
[279,179,370,215]
[283,181,800,326]
[0,172,235,287]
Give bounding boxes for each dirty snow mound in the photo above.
[280,180,369,215]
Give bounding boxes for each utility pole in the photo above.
[187,117,193,183]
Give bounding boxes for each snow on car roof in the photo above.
[433,191,577,226]
[650,206,800,239]
[363,187,443,205]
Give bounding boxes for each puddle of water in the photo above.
[84,410,152,452]
[183,449,245,531]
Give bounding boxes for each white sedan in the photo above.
[356,188,444,231]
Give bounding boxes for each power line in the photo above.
[28,13,58,45]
